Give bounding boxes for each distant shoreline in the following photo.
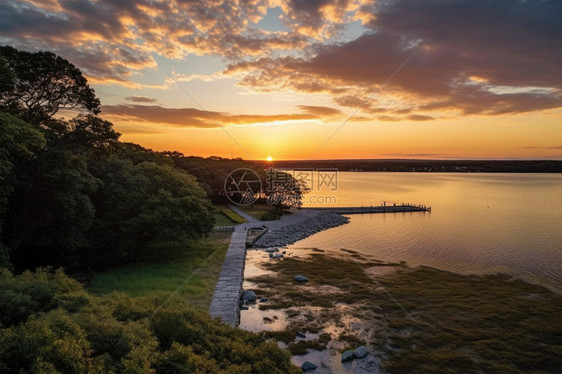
[271,159,562,173]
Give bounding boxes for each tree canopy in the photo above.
[0,46,100,126]
[0,268,299,373]
[0,112,46,268]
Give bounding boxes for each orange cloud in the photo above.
[125,96,158,103]
[102,104,321,128]
[407,114,434,121]
[297,105,342,117]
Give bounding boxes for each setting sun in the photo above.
[266,156,273,162]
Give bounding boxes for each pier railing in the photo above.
[212,225,237,232]
[309,203,431,214]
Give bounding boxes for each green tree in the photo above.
[46,114,120,155]
[0,267,88,327]
[0,46,100,126]
[0,309,105,373]
[0,112,46,268]
[169,154,268,202]
[135,161,214,240]
[0,112,46,205]
[2,148,99,270]
[264,169,308,209]
[87,157,214,268]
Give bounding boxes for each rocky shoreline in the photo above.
[253,211,349,248]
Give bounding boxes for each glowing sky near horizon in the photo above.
[1,0,561,160]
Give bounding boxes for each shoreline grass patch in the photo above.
[245,252,562,373]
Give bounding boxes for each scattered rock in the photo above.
[341,350,354,362]
[354,346,369,359]
[356,355,380,372]
[240,305,249,310]
[265,248,279,253]
[271,253,284,259]
[259,297,269,303]
[294,275,309,282]
[301,361,318,371]
[241,290,257,302]
[296,331,306,338]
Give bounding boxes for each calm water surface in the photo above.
[297,172,562,289]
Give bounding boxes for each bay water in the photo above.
[296,172,562,290]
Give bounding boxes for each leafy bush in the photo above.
[0,268,299,373]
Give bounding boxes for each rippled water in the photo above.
[297,172,562,289]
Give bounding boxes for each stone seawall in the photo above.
[254,212,349,248]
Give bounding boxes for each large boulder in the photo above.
[301,361,318,371]
[341,350,355,362]
[294,275,309,282]
[242,290,257,302]
[354,345,369,359]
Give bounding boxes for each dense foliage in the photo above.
[0,108,215,271]
[87,156,214,268]
[0,112,46,268]
[0,47,215,271]
[0,268,299,373]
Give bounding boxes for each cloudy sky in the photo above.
[2,0,561,159]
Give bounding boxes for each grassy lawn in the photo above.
[89,232,232,311]
[213,204,246,226]
[238,203,288,220]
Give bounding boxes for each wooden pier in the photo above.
[309,203,431,214]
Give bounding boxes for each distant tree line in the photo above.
[275,159,562,173]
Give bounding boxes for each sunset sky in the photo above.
[1,0,561,160]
